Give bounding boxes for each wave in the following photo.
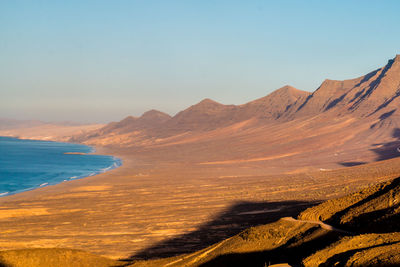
[61,157,122,183]
[0,192,9,196]
[90,157,122,176]
[100,158,123,173]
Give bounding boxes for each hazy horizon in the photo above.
[1,0,400,123]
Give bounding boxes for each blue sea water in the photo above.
[0,136,121,196]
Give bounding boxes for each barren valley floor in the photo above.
[0,147,399,260]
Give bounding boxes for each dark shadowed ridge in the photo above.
[294,55,400,119]
[129,200,317,260]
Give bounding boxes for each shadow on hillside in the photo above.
[327,178,400,235]
[326,177,400,233]
[371,128,400,161]
[127,200,319,261]
[197,228,341,267]
[202,238,400,267]
[196,204,400,267]
[343,204,400,234]
[322,241,400,267]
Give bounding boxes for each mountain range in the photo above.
[76,55,400,135]
[71,55,400,171]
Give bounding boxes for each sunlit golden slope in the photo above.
[2,175,400,266]
[128,176,400,267]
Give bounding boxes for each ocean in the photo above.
[0,136,121,196]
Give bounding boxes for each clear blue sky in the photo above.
[1,0,399,123]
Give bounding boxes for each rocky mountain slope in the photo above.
[75,55,400,142]
[71,56,400,172]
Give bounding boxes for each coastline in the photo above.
[1,139,400,259]
[0,136,122,198]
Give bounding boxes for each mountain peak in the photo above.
[141,109,171,119]
[247,85,310,107]
[386,54,400,67]
[197,98,222,106]
[261,85,310,101]
[138,110,171,126]
[275,85,301,94]
[187,98,226,111]
[243,85,310,120]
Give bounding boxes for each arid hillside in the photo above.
[71,55,400,173]
[128,176,400,267]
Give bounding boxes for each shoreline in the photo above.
[0,136,123,198]
[0,144,399,258]
[1,135,400,259]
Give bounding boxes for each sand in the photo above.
[0,145,399,260]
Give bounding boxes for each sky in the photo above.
[1,0,400,123]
